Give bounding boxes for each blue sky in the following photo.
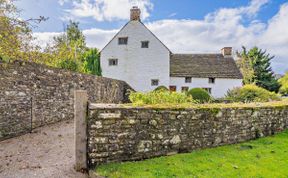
[16,0,288,73]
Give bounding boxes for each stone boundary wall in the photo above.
[0,97,32,139]
[87,104,288,167]
[0,61,132,140]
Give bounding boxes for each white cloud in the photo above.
[59,0,153,21]
[35,0,288,73]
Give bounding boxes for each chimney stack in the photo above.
[221,47,232,57]
[130,6,141,21]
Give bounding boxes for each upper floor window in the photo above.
[209,77,215,84]
[109,59,118,66]
[151,79,159,86]
[185,77,192,83]
[118,37,128,45]
[141,41,149,48]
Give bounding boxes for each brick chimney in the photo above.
[221,47,232,57]
[130,6,141,21]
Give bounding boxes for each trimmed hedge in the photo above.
[129,91,193,105]
[187,88,212,103]
[154,86,169,92]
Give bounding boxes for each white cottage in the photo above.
[100,7,243,98]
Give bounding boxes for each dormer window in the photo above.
[118,37,128,45]
[141,41,149,48]
[109,59,118,66]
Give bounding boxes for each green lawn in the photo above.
[96,130,288,178]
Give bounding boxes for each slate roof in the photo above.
[170,54,243,79]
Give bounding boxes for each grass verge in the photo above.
[96,130,288,178]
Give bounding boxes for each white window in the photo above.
[151,79,159,86]
[141,41,149,48]
[118,37,128,45]
[109,59,118,66]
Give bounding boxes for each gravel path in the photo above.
[0,120,87,178]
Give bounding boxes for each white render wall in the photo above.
[170,77,243,98]
[100,21,170,92]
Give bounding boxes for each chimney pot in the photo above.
[130,6,141,21]
[221,47,232,57]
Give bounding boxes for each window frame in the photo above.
[169,86,177,92]
[185,77,192,83]
[118,37,128,45]
[181,86,189,92]
[141,41,149,48]
[208,77,215,84]
[151,79,159,86]
[108,58,118,66]
[203,88,212,94]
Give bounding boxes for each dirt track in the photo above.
[0,120,87,178]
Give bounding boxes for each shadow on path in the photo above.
[0,120,87,178]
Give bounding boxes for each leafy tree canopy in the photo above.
[0,0,47,62]
[279,72,288,95]
[237,46,280,92]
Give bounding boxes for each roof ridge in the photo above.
[172,53,222,55]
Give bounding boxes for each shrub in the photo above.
[58,59,78,72]
[225,84,280,102]
[129,91,193,105]
[154,86,169,92]
[187,88,212,103]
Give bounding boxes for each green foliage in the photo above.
[226,84,280,103]
[96,130,288,178]
[46,21,102,75]
[153,86,169,92]
[187,88,212,103]
[129,91,193,105]
[58,59,78,72]
[0,0,46,62]
[81,48,101,76]
[238,46,280,92]
[279,72,288,95]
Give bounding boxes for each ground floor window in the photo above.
[169,86,176,92]
[202,88,212,94]
[151,79,159,86]
[181,86,189,92]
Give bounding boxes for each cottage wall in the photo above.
[100,21,170,92]
[170,77,243,98]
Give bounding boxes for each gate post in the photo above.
[74,90,88,172]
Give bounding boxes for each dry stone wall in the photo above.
[87,104,288,167]
[0,61,132,140]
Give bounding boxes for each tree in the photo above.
[48,20,102,75]
[48,20,87,71]
[237,46,280,92]
[236,47,255,85]
[279,72,288,95]
[0,0,26,61]
[0,0,47,62]
[82,48,102,76]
